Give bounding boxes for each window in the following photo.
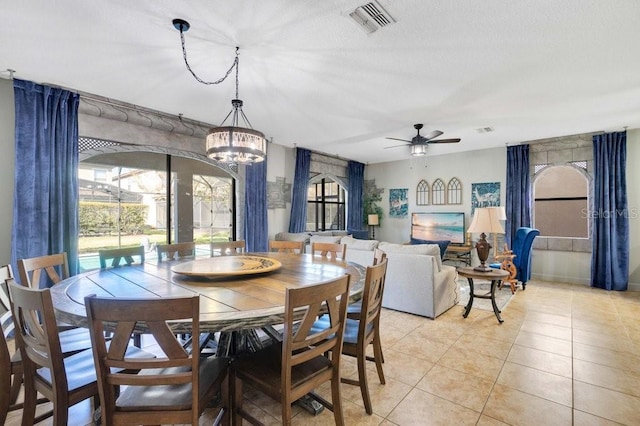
[307,178,345,231]
[534,165,588,238]
[416,179,429,205]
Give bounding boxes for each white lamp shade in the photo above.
[368,214,379,225]
[467,207,505,234]
[488,206,507,221]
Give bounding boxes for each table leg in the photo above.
[490,279,504,323]
[462,277,474,318]
[216,329,264,357]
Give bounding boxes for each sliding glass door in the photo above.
[78,150,234,270]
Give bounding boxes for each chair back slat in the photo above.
[269,240,305,254]
[18,253,69,288]
[360,259,387,336]
[211,240,245,256]
[310,242,347,261]
[156,242,196,261]
[98,246,145,269]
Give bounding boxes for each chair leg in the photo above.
[9,371,22,404]
[372,338,386,385]
[232,373,243,426]
[330,375,345,426]
[357,350,373,415]
[20,378,37,426]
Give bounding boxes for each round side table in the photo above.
[457,266,510,323]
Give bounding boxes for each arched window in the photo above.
[447,177,462,204]
[416,179,429,205]
[307,177,346,231]
[534,165,588,238]
[432,179,445,205]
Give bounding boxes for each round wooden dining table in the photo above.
[49,252,365,335]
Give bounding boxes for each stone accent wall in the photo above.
[528,132,594,253]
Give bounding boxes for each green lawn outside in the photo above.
[78,230,231,254]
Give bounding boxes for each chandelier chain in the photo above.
[179,29,238,86]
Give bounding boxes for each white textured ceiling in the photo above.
[2,0,639,164]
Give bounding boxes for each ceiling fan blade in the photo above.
[424,130,444,140]
[384,144,408,149]
[428,138,461,144]
[385,137,412,143]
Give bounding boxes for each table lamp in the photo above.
[467,207,504,271]
[368,214,379,239]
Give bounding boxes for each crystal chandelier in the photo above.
[173,19,266,164]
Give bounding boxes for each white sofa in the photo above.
[341,237,459,319]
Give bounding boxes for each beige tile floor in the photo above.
[6,280,640,425]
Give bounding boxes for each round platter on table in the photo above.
[170,255,282,278]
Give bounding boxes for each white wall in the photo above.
[365,147,506,244]
[0,78,15,265]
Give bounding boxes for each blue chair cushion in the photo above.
[410,238,450,259]
[310,316,372,344]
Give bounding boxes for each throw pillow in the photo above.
[341,236,379,251]
[410,238,450,259]
[347,229,370,240]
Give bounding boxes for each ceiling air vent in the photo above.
[349,1,396,34]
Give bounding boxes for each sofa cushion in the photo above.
[331,230,350,237]
[275,232,310,243]
[309,235,342,245]
[410,238,450,259]
[341,236,379,251]
[379,242,443,271]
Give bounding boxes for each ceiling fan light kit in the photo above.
[410,144,428,156]
[172,19,266,165]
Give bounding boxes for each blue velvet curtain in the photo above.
[11,79,80,285]
[347,160,365,231]
[244,160,268,252]
[288,148,311,233]
[505,145,532,247]
[591,131,628,291]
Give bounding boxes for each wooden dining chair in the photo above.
[85,295,231,426]
[310,242,347,261]
[268,240,305,254]
[157,241,196,261]
[98,245,145,268]
[211,240,245,256]
[0,265,37,424]
[232,274,351,425]
[7,278,101,425]
[16,253,95,352]
[312,258,388,415]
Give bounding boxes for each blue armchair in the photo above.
[492,227,539,290]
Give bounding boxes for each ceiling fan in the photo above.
[385,123,461,155]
